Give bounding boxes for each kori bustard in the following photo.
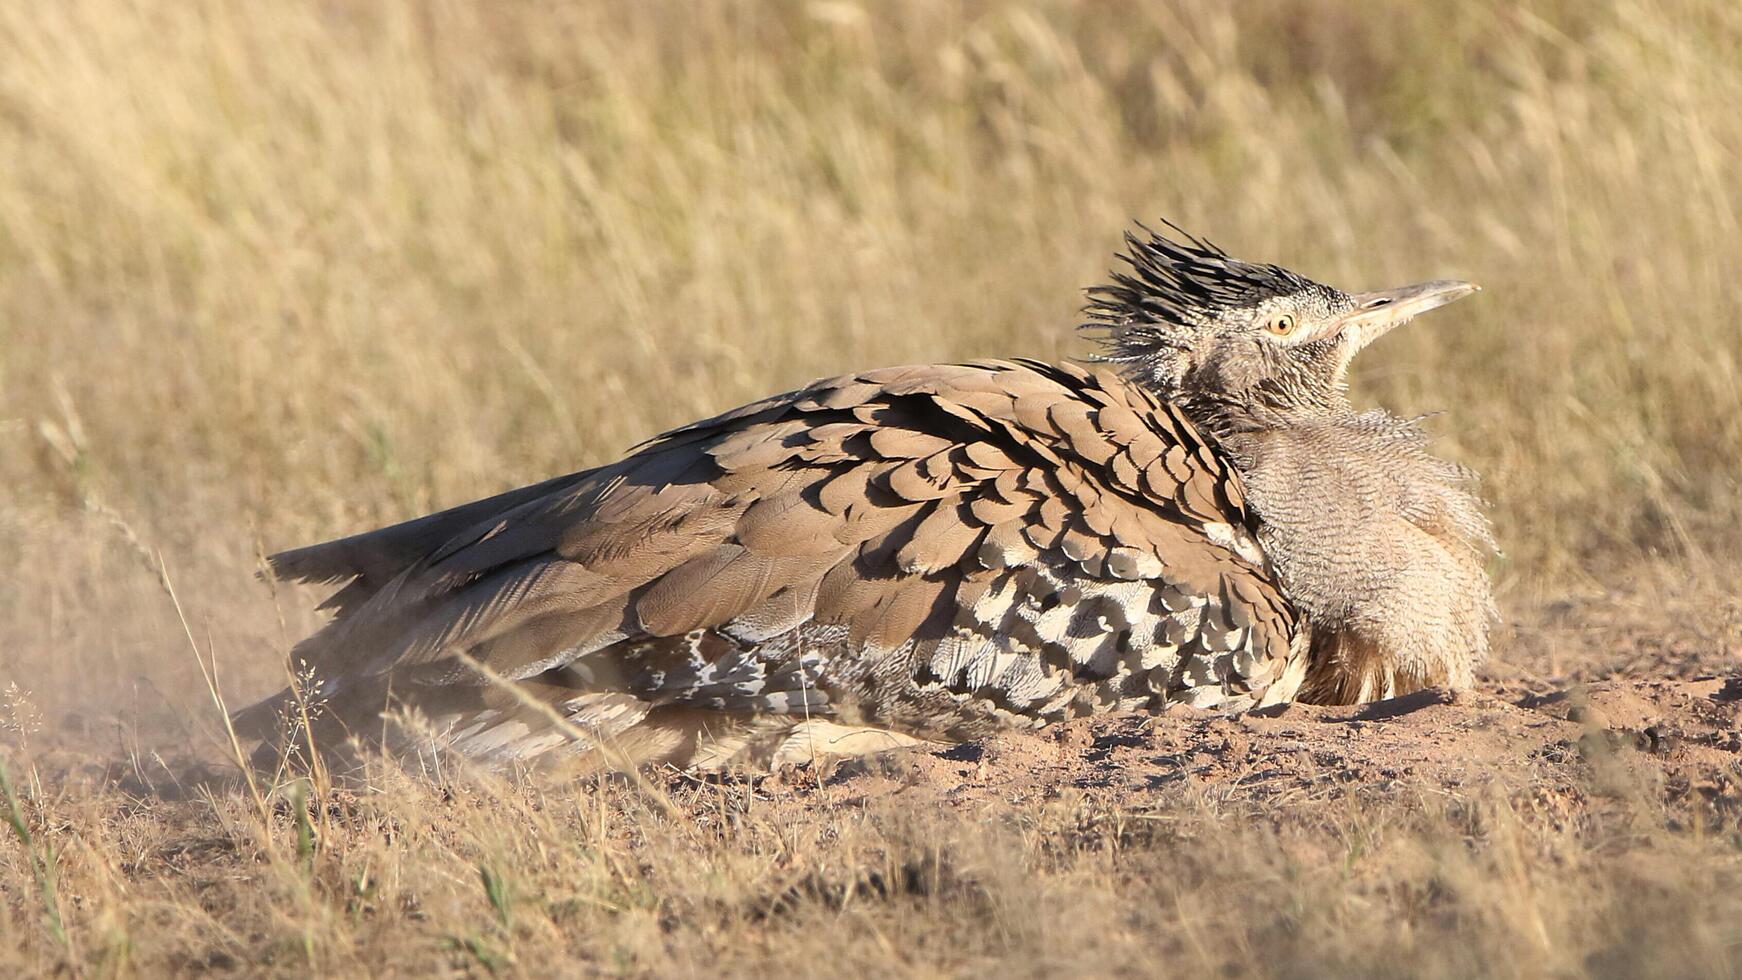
[239,223,1492,772]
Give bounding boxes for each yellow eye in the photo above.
[1266,314,1297,336]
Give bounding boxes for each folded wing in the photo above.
[241,359,1303,768]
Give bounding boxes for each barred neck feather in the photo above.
[1221,411,1497,703]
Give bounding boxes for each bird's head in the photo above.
[1082,222,1477,429]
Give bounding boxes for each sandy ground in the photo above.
[778,677,1739,817]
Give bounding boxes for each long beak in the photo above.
[1326,279,1479,350]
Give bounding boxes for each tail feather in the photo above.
[266,470,595,613]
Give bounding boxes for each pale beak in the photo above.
[1326,279,1479,351]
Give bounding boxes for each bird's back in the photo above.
[240,359,1304,772]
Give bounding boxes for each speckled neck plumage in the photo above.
[1217,409,1496,703]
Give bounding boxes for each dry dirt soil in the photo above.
[800,677,1740,821]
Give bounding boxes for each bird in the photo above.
[236,222,1493,774]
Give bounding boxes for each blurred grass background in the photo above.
[0,0,1738,718]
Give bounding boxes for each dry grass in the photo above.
[5,752,1741,979]
[1,0,1740,975]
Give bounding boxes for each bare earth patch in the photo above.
[795,678,1741,819]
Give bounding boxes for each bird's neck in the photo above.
[1201,408,1496,705]
[1173,390,1353,443]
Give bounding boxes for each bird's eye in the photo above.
[1266,314,1297,337]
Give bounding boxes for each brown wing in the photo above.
[241,360,1300,755]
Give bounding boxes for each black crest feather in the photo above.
[1081,219,1314,338]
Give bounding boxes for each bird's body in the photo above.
[240,224,1492,773]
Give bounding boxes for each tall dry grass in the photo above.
[2,752,1739,978]
[0,0,1739,975]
